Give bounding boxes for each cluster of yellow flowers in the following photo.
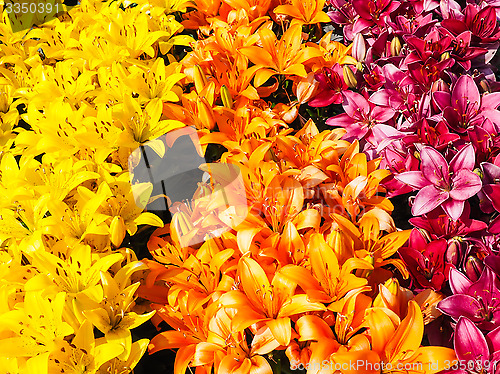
[0,0,192,372]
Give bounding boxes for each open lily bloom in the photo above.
[128,126,248,248]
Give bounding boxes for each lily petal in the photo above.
[454,317,489,363]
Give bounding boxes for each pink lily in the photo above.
[326,90,395,142]
[443,317,500,374]
[395,144,482,220]
[438,267,500,331]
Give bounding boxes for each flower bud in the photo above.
[0,92,8,113]
[473,167,484,179]
[431,79,449,94]
[352,33,366,62]
[465,256,484,282]
[197,97,215,130]
[110,216,126,247]
[295,72,319,104]
[440,52,451,61]
[343,65,357,89]
[479,79,491,93]
[220,85,233,108]
[193,65,208,94]
[390,36,402,56]
[445,238,461,266]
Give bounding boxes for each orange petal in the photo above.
[374,230,411,259]
[240,46,274,67]
[295,315,335,341]
[254,68,276,87]
[405,346,456,373]
[239,257,271,307]
[385,301,423,363]
[279,265,321,294]
[266,317,292,346]
[278,294,326,317]
[364,307,399,356]
[149,331,198,354]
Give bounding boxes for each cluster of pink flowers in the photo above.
[313,0,500,369]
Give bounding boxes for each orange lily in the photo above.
[372,278,413,319]
[218,257,326,346]
[294,294,374,374]
[280,233,372,310]
[240,24,322,86]
[324,141,394,221]
[359,301,456,374]
[192,308,277,374]
[330,212,411,281]
[306,31,357,71]
[222,0,272,20]
[273,0,331,26]
[148,294,212,374]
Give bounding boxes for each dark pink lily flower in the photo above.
[363,65,386,90]
[327,0,358,40]
[434,75,500,133]
[407,58,455,90]
[409,203,487,240]
[440,29,488,70]
[441,4,500,43]
[326,90,396,142]
[399,229,450,291]
[403,119,460,152]
[388,12,436,37]
[404,28,452,64]
[369,64,419,117]
[468,122,496,163]
[352,0,400,34]
[438,267,500,330]
[395,144,482,221]
[309,65,348,107]
[441,317,500,374]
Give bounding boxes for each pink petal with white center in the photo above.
[412,184,449,216]
[441,198,465,221]
[420,146,450,187]
[395,171,428,189]
[342,90,370,119]
[449,143,476,172]
[449,169,482,201]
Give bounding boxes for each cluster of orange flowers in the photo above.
[138,1,457,373]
